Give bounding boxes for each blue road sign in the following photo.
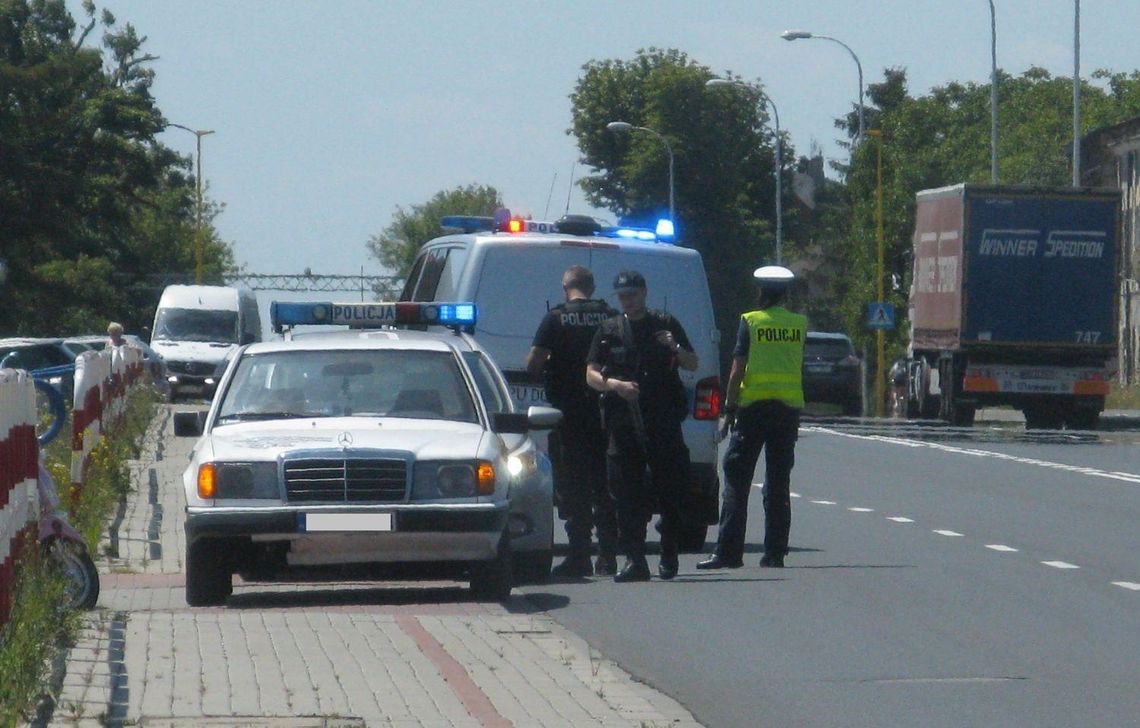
[868,302,895,330]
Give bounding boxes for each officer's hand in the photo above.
[612,379,640,402]
[716,413,734,442]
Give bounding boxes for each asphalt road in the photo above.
[522,419,1140,728]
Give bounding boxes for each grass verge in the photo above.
[1106,383,1140,410]
[0,386,159,728]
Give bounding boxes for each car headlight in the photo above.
[198,462,279,499]
[412,461,495,499]
[506,441,539,479]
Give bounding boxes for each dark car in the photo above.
[0,337,78,401]
[802,332,863,416]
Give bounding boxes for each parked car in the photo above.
[172,300,558,605]
[802,332,863,416]
[0,337,78,401]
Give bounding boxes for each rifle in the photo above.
[618,314,648,452]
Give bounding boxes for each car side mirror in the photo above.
[173,410,207,437]
[491,406,563,434]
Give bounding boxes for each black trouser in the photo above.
[605,406,689,560]
[718,400,799,562]
[553,407,617,558]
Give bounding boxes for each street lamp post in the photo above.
[167,123,216,283]
[781,30,865,147]
[1073,0,1082,187]
[705,79,783,265]
[605,121,675,223]
[865,129,887,418]
[989,0,999,184]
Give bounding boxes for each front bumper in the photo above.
[186,503,510,565]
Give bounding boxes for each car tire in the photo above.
[185,540,232,606]
[513,549,552,585]
[470,535,513,601]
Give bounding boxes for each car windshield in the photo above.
[215,348,478,423]
[805,340,853,360]
[153,308,238,343]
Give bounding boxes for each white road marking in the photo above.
[985,544,1019,552]
[1111,581,1140,591]
[933,529,964,537]
[806,426,1140,485]
[848,507,875,512]
[790,491,800,498]
[887,517,914,523]
[811,500,837,505]
[1042,561,1080,570]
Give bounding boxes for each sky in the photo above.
[70,1,1140,281]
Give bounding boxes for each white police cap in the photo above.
[753,266,795,283]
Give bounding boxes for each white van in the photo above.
[400,213,722,549]
[151,285,261,400]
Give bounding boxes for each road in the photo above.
[523,418,1140,728]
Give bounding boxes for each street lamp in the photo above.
[865,129,887,418]
[988,0,999,183]
[606,121,675,223]
[781,29,865,147]
[1073,0,1081,187]
[705,78,784,265]
[167,123,216,284]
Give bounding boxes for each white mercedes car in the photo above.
[173,301,558,605]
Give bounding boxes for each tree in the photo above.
[366,184,502,280]
[569,48,794,371]
[0,0,231,335]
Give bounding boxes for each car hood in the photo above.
[151,339,236,363]
[201,418,491,462]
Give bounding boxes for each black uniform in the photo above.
[532,298,619,561]
[587,310,693,563]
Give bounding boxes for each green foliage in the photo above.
[833,66,1140,365]
[570,48,794,370]
[0,0,234,336]
[366,183,502,280]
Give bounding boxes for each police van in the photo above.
[399,210,721,549]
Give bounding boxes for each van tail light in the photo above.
[694,376,721,420]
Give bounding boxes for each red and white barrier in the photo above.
[70,345,145,502]
[0,369,38,627]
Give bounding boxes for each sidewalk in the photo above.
[32,407,701,728]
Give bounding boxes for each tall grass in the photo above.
[1106,383,1140,410]
[0,387,158,727]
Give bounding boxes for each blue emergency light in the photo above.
[271,301,477,333]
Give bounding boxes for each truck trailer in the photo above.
[904,184,1120,429]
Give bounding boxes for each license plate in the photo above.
[806,364,833,373]
[301,513,393,532]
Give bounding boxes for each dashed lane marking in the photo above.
[934,530,964,537]
[790,492,801,498]
[811,500,837,505]
[887,517,914,523]
[1042,561,1080,570]
[848,507,874,512]
[1111,581,1140,591]
[985,544,1019,552]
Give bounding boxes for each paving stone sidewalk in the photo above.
[30,406,701,728]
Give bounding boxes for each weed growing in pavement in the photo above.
[1107,383,1140,410]
[0,388,159,727]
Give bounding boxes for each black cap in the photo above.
[613,270,647,293]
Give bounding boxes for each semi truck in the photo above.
[903,184,1120,429]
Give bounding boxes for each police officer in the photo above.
[586,271,699,582]
[698,266,805,570]
[526,266,619,577]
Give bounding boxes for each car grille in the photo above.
[284,458,408,503]
[167,360,214,376]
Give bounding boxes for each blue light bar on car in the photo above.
[271,301,477,332]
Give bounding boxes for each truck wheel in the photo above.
[843,395,863,417]
[950,404,976,427]
[185,540,232,606]
[1023,405,1063,430]
[470,535,513,601]
[1065,410,1100,430]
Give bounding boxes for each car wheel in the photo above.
[513,548,552,585]
[470,535,513,601]
[185,540,232,606]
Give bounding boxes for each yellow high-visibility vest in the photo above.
[736,307,807,409]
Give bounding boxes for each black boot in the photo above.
[658,542,678,580]
[759,553,785,568]
[613,556,651,582]
[552,553,594,578]
[594,553,618,576]
[696,554,743,570]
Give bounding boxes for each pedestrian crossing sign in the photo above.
[868,302,895,330]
